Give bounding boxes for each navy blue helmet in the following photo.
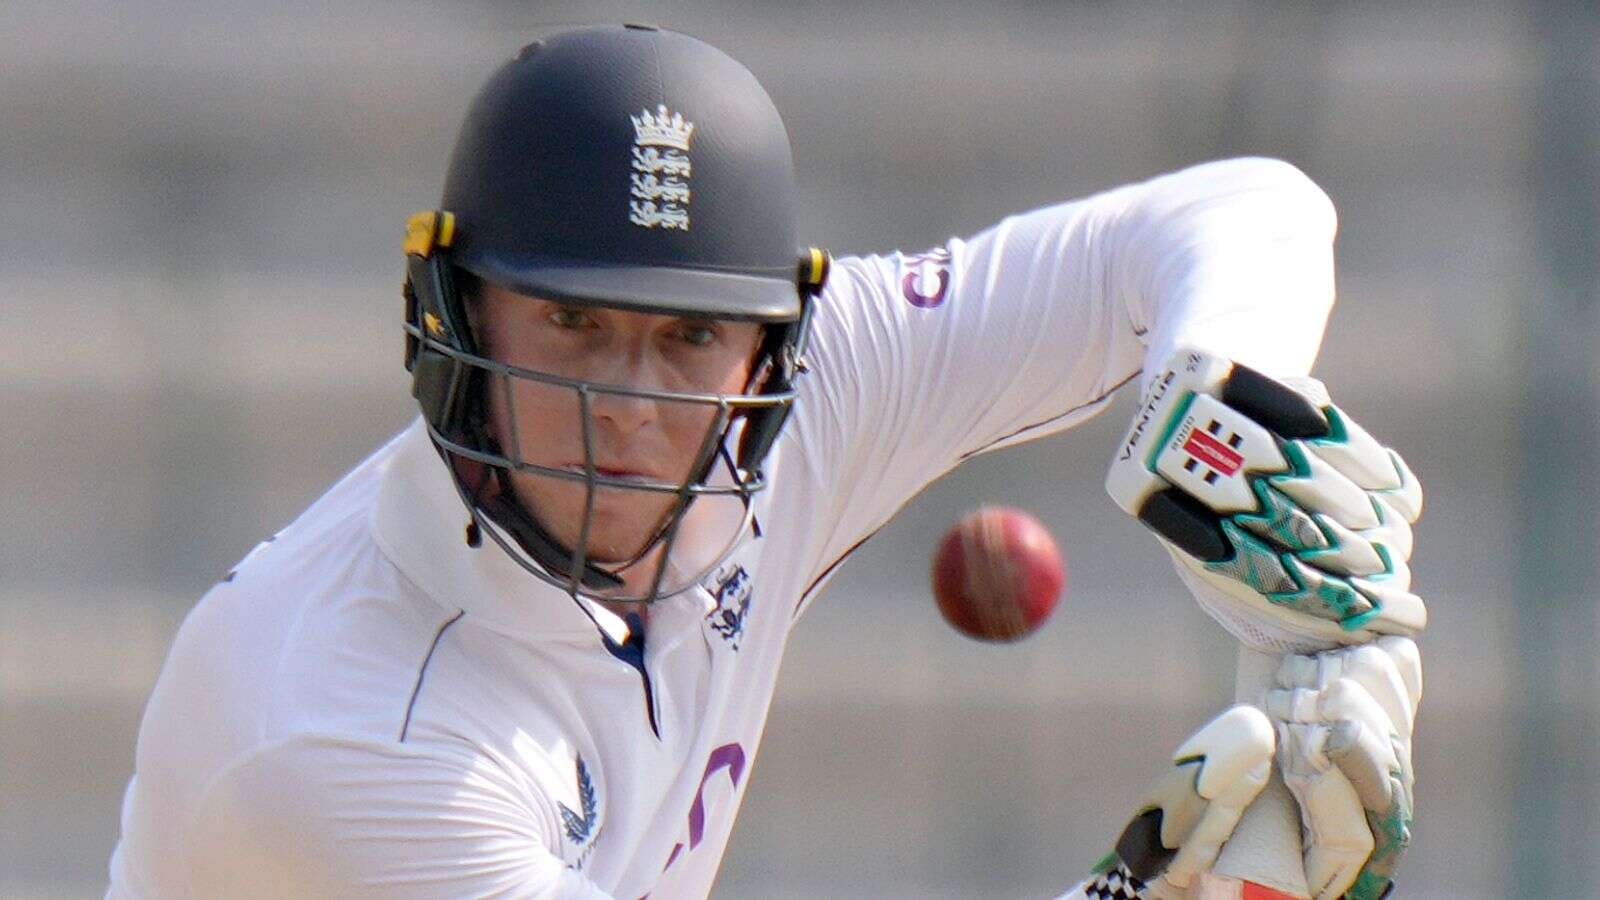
[402,25,828,602]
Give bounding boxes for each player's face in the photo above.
[473,281,762,564]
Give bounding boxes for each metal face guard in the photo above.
[406,320,792,602]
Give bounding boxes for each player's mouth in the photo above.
[560,462,661,483]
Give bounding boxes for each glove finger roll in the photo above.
[1378,451,1423,523]
[1092,706,1275,897]
[1279,556,1376,622]
[1276,722,1372,900]
[1270,444,1381,531]
[1345,576,1426,636]
[1296,515,1387,577]
[1373,636,1423,708]
[1329,645,1417,741]
[1301,406,1402,492]
[1164,706,1277,887]
[1369,496,1415,560]
[1313,678,1396,741]
[1235,481,1332,555]
[1323,719,1400,813]
[1341,754,1413,900]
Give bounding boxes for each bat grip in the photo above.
[1203,645,1312,899]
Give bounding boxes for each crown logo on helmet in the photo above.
[630,105,695,151]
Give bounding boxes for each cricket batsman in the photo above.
[107,25,1424,900]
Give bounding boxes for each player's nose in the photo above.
[591,389,658,436]
[588,353,665,436]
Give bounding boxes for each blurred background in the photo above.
[3,1,1596,897]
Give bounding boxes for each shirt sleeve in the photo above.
[182,735,615,900]
[785,157,1337,599]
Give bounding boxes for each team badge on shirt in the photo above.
[559,755,599,850]
[706,564,753,650]
[629,104,694,231]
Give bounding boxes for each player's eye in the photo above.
[549,307,596,330]
[677,321,718,347]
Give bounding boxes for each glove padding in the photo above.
[1269,637,1421,900]
[1081,706,1276,899]
[1107,349,1425,654]
[1075,641,1422,900]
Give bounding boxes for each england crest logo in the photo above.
[629,104,694,231]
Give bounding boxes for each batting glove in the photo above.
[1268,636,1421,900]
[1074,706,1276,900]
[1107,348,1425,654]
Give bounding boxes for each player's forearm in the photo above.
[1110,157,1339,388]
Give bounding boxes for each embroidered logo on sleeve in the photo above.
[629,105,694,231]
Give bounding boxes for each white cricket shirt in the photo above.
[108,158,1337,899]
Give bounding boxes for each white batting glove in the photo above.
[1107,348,1425,655]
[1268,637,1421,900]
[1075,706,1276,900]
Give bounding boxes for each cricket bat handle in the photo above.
[1190,646,1312,900]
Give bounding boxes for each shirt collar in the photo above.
[371,418,609,642]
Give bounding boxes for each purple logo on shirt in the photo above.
[901,249,952,308]
[687,743,746,849]
[655,741,748,887]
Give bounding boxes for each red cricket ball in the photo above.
[931,505,1065,642]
